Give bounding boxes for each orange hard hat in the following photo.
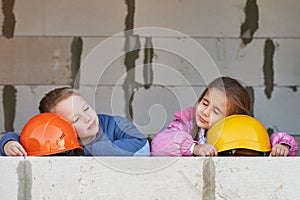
[20,113,82,156]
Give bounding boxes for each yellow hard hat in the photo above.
[207,115,271,153]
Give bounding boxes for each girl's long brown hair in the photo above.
[190,77,251,140]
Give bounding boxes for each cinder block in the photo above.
[198,38,300,86]
[44,0,125,36]
[135,0,244,37]
[27,157,204,199]
[0,37,73,85]
[14,0,44,35]
[0,157,25,200]
[257,0,300,37]
[214,157,300,199]
[254,87,300,134]
[1,157,300,199]
[80,36,220,87]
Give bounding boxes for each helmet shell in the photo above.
[20,113,82,156]
[207,115,271,153]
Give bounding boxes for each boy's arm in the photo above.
[83,141,134,156]
[112,116,150,155]
[270,132,299,156]
[84,116,149,156]
[0,132,20,156]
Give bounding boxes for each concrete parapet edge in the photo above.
[0,157,299,199]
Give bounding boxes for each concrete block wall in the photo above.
[1,157,300,199]
[0,0,299,137]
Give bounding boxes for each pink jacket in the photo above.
[151,107,298,156]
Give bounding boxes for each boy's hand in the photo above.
[4,141,27,156]
[269,144,289,157]
[193,144,218,157]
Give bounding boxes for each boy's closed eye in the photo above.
[72,116,79,123]
[84,106,89,111]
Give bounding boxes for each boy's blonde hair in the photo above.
[38,87,80,113]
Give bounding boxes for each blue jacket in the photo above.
[0,114,150,156]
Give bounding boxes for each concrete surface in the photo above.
[0,157,300,200]
[1,0,299,136]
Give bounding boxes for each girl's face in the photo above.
[195,88,228,130]
[53,95,99,145]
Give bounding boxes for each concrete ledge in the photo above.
[0,157,299,199]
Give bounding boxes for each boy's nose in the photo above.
[83,114,91,123]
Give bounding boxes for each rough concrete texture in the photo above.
[0,37,73,85]
[1,157,300,199]
[0,0,299,135]
[0,157,23,199]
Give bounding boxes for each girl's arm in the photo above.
[270,132,298,156]
[151,116,196,157]
[151,128,195,156]
[151,107,197,156]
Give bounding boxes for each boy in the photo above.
[1,87,150,156]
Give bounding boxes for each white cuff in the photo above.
[190,143,196,155]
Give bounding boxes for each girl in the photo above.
[1,87,150,156]
[151,77,298,157]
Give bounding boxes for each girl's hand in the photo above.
[269,144,289,157]
[193,144,218,157]
[4,141,27,156]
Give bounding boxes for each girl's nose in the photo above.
[202,106,211,116]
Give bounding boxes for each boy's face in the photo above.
[195,88,228,130]
[53,95,99,145]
